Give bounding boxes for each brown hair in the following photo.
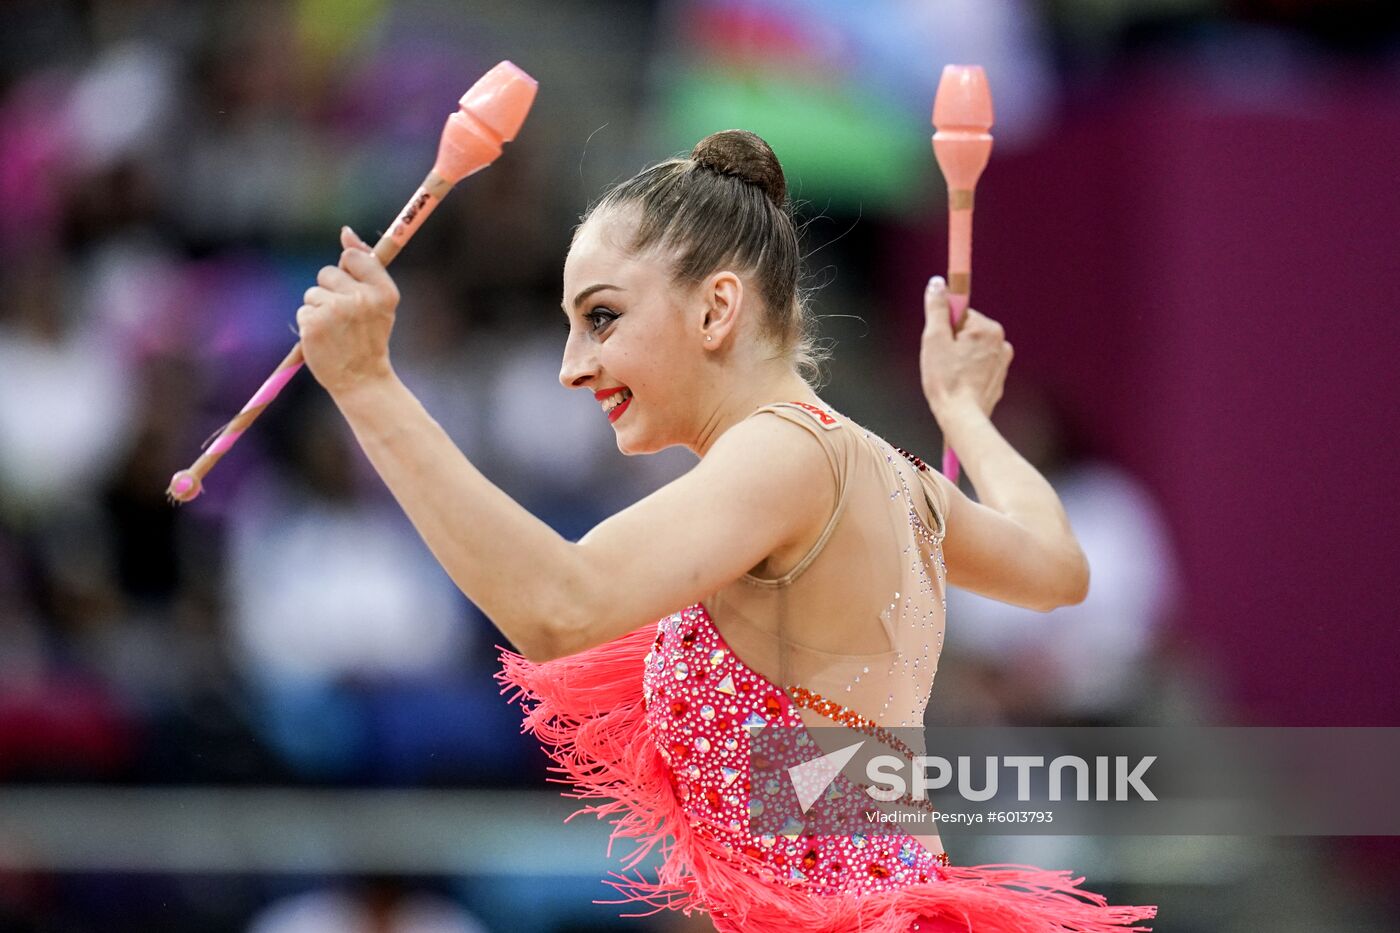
[581,129,827,384]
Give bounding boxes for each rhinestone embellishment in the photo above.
[641,605,949,897]
[893,445,930,472]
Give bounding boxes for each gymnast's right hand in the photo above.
[297,225,401,399]
[918,275,1013,422]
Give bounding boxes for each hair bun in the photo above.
[690,129,787,207]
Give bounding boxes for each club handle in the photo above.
[166,172,455,503]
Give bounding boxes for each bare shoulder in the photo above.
[698,406,833,488]
[690,407,837,563]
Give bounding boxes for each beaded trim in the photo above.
[893,445,931,472]
[786,686,944,815]
[786,686,920,761]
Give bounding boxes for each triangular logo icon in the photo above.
[786,740,864,813]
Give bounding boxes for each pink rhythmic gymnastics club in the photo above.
[931,64,994,482]
[167,61,538,504]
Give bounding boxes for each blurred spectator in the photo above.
[0,258,135,521]
[227,397,472,684]
[223,393,507,781]
[390,269,490,466]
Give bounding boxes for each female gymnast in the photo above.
[295,129,1156,932]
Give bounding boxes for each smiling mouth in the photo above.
[604,388,633,422]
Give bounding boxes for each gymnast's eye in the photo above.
[585,307,618,332]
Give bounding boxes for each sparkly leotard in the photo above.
[499,402,1155,933]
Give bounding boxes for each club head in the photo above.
[931,65,994,190]
[434,61,539,183]
[932,65,993,132]
[460,60,538,142]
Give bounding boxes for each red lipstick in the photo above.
[607,395,632,423]
[594,386,632,423]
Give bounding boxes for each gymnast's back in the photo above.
[704,399,955,745]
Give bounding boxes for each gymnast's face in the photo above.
[559,209,711,455]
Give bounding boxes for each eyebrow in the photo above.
[567,283,624,311]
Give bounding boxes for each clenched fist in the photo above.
[919,276,1013,423]
[296,226,401,398]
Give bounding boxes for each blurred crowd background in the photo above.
[1,0,1397,930]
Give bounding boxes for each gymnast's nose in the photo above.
[559,331,598,389]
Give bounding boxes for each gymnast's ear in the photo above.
[700,270,744,348]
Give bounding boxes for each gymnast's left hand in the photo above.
[296,225,400,398]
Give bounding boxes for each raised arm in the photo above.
[336,382,830,660]
[918,276,1089,611]
[296,228,833,661]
